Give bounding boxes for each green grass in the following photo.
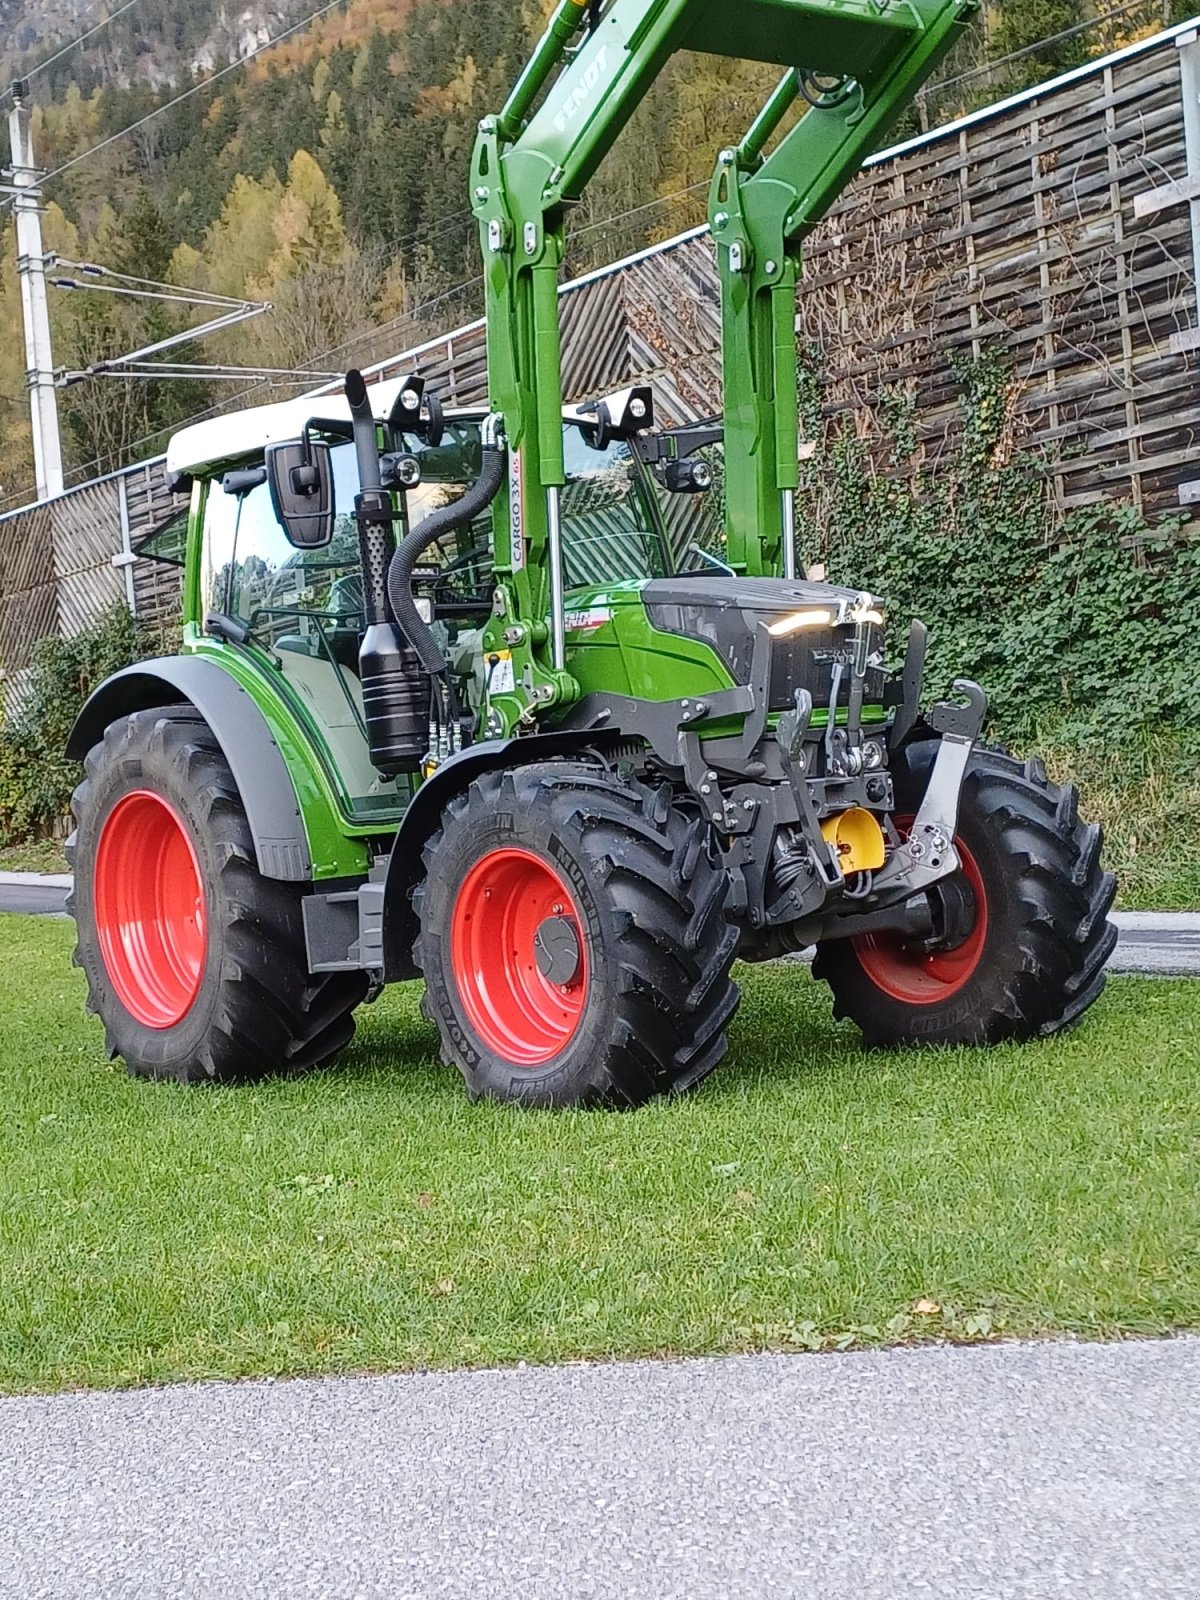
[1,914,1198,1394]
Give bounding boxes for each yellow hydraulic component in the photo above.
[820,808,887,874]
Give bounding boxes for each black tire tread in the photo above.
[812,743,1117,1049]
[415,763,740,1108]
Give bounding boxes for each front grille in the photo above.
[767,626,886,712]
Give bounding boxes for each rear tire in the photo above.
[812,741,1117,1049]
[415,763,740,1108]
[67,706,368,1084]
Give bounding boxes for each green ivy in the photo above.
[798,349,1200,749]
[0,605,172,847]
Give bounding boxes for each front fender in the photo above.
[67,657,311,881]
[381,730,608,980]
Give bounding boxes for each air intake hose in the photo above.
[386,416,505,678]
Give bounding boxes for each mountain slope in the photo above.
[0,2,316,92]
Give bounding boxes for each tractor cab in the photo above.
[151,380,729,817]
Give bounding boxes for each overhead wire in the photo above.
[0,0,1178,504]
[23,271,493,495]
[38,0,351,184]
[3,0,146,99]
[926,0,1154,98]
[297,180,725,376]
[0,170,781,502]
[570,180,709,242]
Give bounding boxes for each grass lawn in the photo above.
[1,913,1197,1394]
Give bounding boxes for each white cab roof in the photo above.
[166,383,620,477]
[166,377,484,476]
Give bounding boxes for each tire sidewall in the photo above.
[418,786,629,1105]
[74,724,235,1075]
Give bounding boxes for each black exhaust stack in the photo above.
[345,368,430,775]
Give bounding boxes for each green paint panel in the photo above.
[562,584,737,704]
[180,628,371,882]
[685,0,918,77]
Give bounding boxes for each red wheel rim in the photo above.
[449,847,589,1066]
[94,790,208,1030]
[853,818,988,1005]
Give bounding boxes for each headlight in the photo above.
[768,608,835,637]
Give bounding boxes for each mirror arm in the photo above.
[203,612,251,646]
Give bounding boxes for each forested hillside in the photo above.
[0,0,1188,507]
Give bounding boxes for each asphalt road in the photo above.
[0,874,1196,974]
[1106,911,1200,976]
[0,874,71,915]
[1,1338,1197,1599]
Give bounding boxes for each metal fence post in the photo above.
[114,476,137,615]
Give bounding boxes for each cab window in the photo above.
[199,444,400,820]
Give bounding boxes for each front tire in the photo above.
[812,742,1117,1049]
[415,763,740,1108]
[67,706,368,1084]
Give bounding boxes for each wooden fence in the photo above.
[2,17,1197,696]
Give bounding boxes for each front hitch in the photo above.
[869,679,989,903]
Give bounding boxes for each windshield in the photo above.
[402,420,672,588]
[199,417,685,635]
[391,419,674,588]
[559,428,669,586]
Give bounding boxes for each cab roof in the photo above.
[165,383,633,477]
[165,377,480,477]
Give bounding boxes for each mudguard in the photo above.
[381,729,608,980]
[66,657,311,881]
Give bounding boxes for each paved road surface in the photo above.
[1,874,1196,974]
[1107,911,1200,975]
[0,872,71,916]
[1,1338,1196,1599]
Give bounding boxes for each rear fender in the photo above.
[66,657,312,881]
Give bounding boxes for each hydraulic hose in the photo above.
[386,415,505,678]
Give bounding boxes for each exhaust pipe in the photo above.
[344,368,430,775]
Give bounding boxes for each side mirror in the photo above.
[664,458,714,495]
[266,439,335,549]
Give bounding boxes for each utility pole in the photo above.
[4,82,64,501]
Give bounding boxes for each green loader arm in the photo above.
[713,5,975,576]
[472,0,977,711]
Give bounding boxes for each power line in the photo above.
[297,274,486,372]
[46,270,491,480]
[382,208,476,266]
[571,180,708,241]
[40,0,351,184]
[4,0,146,99]
[6,2,1173,501]
[0,178,731,503]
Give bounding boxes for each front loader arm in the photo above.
[471,0,977,721]
[714,1,976,577]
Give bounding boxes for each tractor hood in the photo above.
[642,575,887,712]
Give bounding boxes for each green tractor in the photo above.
[65,0,1116,1108]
